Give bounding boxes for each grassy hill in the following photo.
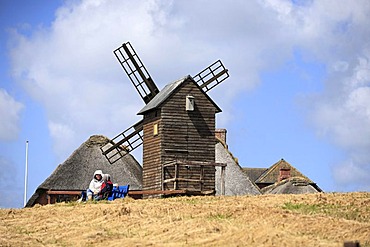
[1,193,369,246]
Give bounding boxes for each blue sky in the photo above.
[1,0,369,208]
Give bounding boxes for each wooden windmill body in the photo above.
[101,42,229,195]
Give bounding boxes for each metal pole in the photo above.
[24,141,29,207]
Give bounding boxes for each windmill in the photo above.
[101,42,229,194]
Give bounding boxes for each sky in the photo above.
[1,0,369,208]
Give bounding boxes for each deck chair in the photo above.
[108,185,130,201]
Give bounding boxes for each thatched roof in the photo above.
[215,140,261,195]
[255,159,313,185]
[261,177,321,194]
[26,135,142,207]
[242,168,267,182]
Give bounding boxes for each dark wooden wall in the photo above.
[142,78,217,192]
[142,110,162,191]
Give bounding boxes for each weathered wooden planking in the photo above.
[141,78,220,192]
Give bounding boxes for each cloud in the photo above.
[0,89,24,141]
[310,50,370,189]
[273,0,370,190]
[7,0,370,190]
[8,0,296,161]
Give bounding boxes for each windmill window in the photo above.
[186,95,194,111]
[153,123,158,136]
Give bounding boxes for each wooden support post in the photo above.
[221,165,226,195]
[161,164,164,191]
[200,165,204,191]
[174,163,179,190]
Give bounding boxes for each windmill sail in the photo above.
[114,42,159,104]
[193,60,229,93]
[101,120,144,164]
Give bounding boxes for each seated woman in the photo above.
[95,174,113,200]
[86,170,104,201]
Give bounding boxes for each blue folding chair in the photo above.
[108,185,130,201]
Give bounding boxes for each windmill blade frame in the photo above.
[193,60,229,93]
[101,120,144,164]
[114,42,159,104]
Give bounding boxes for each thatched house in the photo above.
[26,135,142,207]
[243,159,322,194]
[261,177,321,194]
[27,130,321,206]
[215,129,261,196]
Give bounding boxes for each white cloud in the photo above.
[333,159,370,191]
[245,0,370,189]
[0,89,23,141]
[9,0,295,161]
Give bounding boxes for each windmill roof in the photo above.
[26,135,143,207]
[137,75,222,115]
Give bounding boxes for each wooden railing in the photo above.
[46,190,81,204]
[162,160,226,195]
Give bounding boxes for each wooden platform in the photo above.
[128,189,215,199]
[44,188,216,203]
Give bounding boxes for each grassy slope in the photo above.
[0,193,369,246]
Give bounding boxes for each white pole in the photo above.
[24,141,29,207]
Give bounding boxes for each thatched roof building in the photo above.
[242,168,267,183]
[215,129,261,196]
[261,177,321,194]
[243,159,322,194]
[26,135,142,207]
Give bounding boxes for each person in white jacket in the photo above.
[86,169,104,201]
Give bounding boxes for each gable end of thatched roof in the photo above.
[255,159,313,184]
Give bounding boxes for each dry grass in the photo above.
[1,193,369,246]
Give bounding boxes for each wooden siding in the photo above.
[161,79,216,191]
[142,78,219,193]
[142,116,162,191]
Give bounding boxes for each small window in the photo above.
[186,95,194,111]
[153,123,158,136]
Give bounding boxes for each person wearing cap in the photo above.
[86,170,104,201]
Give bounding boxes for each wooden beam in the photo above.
[174,164,178,190]
[221,166,226,195]
[163,178,204,183]
[128,190,187,195]
[128,189,215,196]
[163,160,226,167]
[102,124,143,155]
[46,190,81,195]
